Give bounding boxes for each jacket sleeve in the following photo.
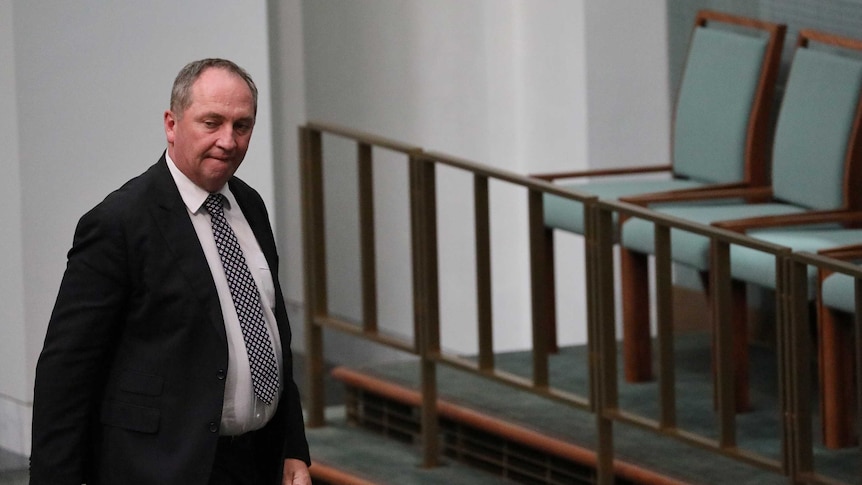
[244,185,311,466]
[264,216,310,466]
[281,377,311,465]
[30,203,130,484]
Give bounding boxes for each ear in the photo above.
[164,110,177,144]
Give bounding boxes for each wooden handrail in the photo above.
[620,185,773,206]
[300,122,861,483]
[530,164,672,182]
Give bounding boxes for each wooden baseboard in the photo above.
[332,366,688,485]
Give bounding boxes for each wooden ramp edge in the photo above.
[310,462,378,485]
[331,365,688,485]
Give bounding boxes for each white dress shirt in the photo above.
[166,153,283,435]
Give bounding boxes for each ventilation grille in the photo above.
[344,386,639,485]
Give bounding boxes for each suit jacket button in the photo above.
[217,369,226,380]
[209,422,219,433]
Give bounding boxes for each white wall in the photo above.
[300,0,590,355]
[5,0,275,456]
[0,0,671,456]
[584,1,671,171]
[299,0,669,355]
[0,0,28,455]
[267,0,306,304]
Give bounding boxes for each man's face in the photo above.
[164,68,256,193]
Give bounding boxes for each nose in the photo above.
[215,125,238,152]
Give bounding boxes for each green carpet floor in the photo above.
[343,331,858,484]
[3,331,856,484]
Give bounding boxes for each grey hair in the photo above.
[169,58,258,117]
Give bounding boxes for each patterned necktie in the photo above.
[204,193,279,405]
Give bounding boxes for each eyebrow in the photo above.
[197,112,255,123]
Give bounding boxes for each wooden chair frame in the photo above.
[619,29,862,413]
[531,10,785,356]
[816,243,862,448]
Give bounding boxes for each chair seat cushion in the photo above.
[822,272,858,314]
[620,202,806,270]
[544,179,704,234]
[732,228,862,298]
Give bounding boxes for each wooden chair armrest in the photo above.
[530,164,672,182]
[819,243,862,260]
[620,185,773,207]
[817,243,862,282]
[713,210,862,234]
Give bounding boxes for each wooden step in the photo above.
[331,365,687,485]
[310,462,377,485]
[306,405,514,484]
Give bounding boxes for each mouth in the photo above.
[206,155,233,164]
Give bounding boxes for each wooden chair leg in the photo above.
[820,306,858,448]
[621,247,653,382]
[543,228,559,354]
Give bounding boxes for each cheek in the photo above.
[238,136,253,152]
[190,136,216,156]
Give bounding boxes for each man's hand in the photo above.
[283,458,311,485]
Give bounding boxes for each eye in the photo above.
[203,120,219,129]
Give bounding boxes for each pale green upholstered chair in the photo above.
[531,10,785,350]
[815,244,862,448]
[733,232,862,448]
[618,30,862,415]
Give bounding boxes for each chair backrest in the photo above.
[771,30,862,211]
[673,11,784,186]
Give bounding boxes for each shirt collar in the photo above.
[165,151,235,214]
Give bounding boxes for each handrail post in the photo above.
[655,223,677,428]
[592,200,617,485]
[710,237,736,447]
[410,154,440,467]
[299,125,327,427]
[357,142,378,333]
[585,198,597,414]
[776,255,792,476]
[856,278,862,480]
[785,255,813,482]
[528,189,550,387]
[474,174,494,370]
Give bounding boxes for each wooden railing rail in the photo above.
[299,122,861,483]
[593,198,862,484]
[590,199,791,482]
[299,122,597,468]
[785,251,862,483]
[299,123,424,426]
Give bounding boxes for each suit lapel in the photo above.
[229,179,292,357]
[147,156,227,341]
[230,180,278,274]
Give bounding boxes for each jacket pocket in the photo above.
[101,400,161,434]
[118,369,164,396]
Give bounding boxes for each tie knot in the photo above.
[204,193,226,216]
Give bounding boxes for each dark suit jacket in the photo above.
[30,155,310,485]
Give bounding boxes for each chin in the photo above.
[207,179,232,192]
[206,168,236,185]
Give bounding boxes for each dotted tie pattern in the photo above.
[205,193,279,405]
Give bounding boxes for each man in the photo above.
[30,59,311,485]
